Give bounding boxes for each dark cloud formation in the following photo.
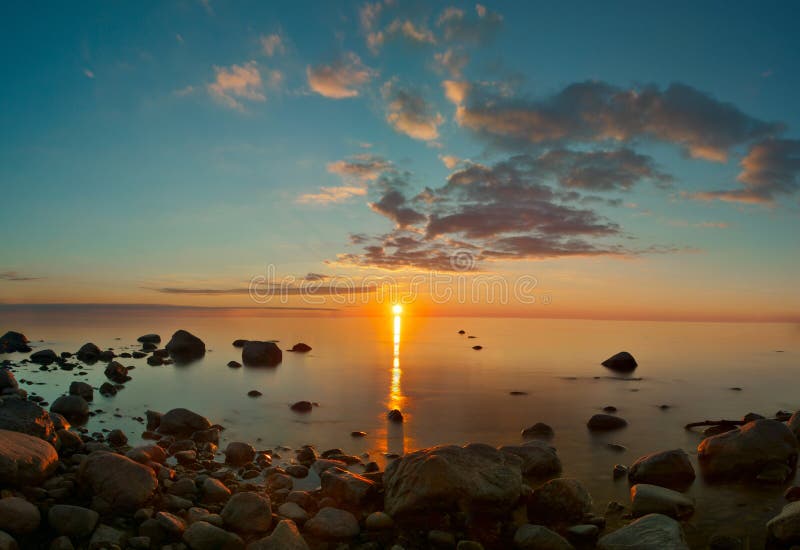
[0,271,41,282]
[692,138,800,203]
[448,80,783,161]
[370,189,427,227]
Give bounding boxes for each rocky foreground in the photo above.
[1,331,800,549]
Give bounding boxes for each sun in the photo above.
[392,304,403,315]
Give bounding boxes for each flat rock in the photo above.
[0,429,59,485]
[304,507,359,540]
[384,443,523,516]
[598,513,688,550]
[630,484,695,519]
[78,451,158,512]
[628,449,695,488]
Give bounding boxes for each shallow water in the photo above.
[1,307,798,547]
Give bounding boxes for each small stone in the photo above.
[304,507,359,540]
[365,511,394,530]
[247,390,262,397]
[0,497,40,535]
[521,422,554,439]
[290,401,312,413]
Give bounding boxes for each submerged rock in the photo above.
[165,330,206,362]
[289,343,312,352]
[384,443,523,516]
[104,361,130,383]
[597,513,688,549]
[601,351,638,372]
[242,341,282,366]
[76,343,101,362]
[521,422,554,439]
[587,414,628,431]
[387,409,404,423]
[0,429,59,485]
[628,449,696,488]
[30,349,58,365]
[0,331,30,353]
[158,408,211,436]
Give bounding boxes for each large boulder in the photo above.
[527,478,592,528]
[320,467,378,508]
[697,419,798,481]
[249,519,309,550]
[630,484,694,519]
[383,443,523,516]
[628,449,695,488]
[30,349,58,365]
[165,330,206,362]
[598,513,688,549]
[0,331,30,353]
[0,370,18,392]
[514,524,574,549]
[183,521,244,549]
[158,408,211,436]
[601,351,637,372]
[47,505,100,537]
[500,440,562,477]
[242,341,282,366]
[0,497,40,535]
[76,343,101,363]
[0,398,58,444]
[767,500,800,545]
[304,507,359,540]
[0,429,59,485]
[221,492,272,533]
[78,451,158,512]
[69,381,93,401]
[50,395,89,421]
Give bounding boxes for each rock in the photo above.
[320,467,377,507]
[472,345,483,350]
[458,542,485,550]
[756,462,792,483]
[500,440,562,477]
[285,465,308,478]
[146,410,162,431]
[767,500,800,544]
[156,511,187,537]
[0,429,59,485]
[202,477,231,503]
[221,492,271,533]
[289,343,312,352]
[598,513,688,549]
[183,520,244,550]
[290,401,312,413]
[277,502,308,524]
[76,343,101,362]
[0,331,30,353]
[137,334,161,344]
[158,408,211,436]
[788,410,800,440]
[304,507,359,540]
[107,429,127,447]
[30,349,58,365]
[232,339,248,348]
[49,535,73,550]
[146,355,163,366]
[0,398,58,444]
[242,341,282,366]
[104,361,130,383]
[785,486,800,501]
[521,422,554,439]
[429,530,456,546]
[601,351,637,372]
[247,390,262,397]
[96,350,115,362]
[513,524,574,549]
[48,505,99,537]
[697,419,798,481]
[527,478,592,528]
[0,370,17,392]
[630,484,695,518]
[365,511,394,530]
[128,536,150,549]
[0,497,40,535]
[68,381,93,401]
[0,531,17,550]
[98,382,117,396]
[384,443,523,516]
[165,330,206,362]
[88,524,126,550]
[78,451,158,512]
[567,524,600,545]
[50,395,89,420]
[613,464,628,479]
[387,409,403,423]
[222,442,254,466]
[628,449,695,488]
[227,361,242,369]
[587,414,628,431]
[249,519,309,550]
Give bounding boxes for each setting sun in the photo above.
[392,304,403,315]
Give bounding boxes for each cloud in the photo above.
[370,189,427,227]
[149,285,373,296]
[260,33,285,56]
[207,61,265,111]
[382,80,444,141]
[384,19,436,45]
[307,53,374,99]
[696,222,730,228]
[439,154,461,169]
[83,68,95,79]
[437,4,503,44]
[173,85,195,97]
[296,186,368,204]
[434,48,469,77]
[298,154,393,204]
[448,80,783,161]
[0,271,42,282]
[691,138,800,204]
[360,1,384,31]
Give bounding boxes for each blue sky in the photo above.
[1,1,798,319]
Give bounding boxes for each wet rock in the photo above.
[365,511,394,530]
[68,381,93,401]
[76,343,101,362]
[321,467,377,507]
[290,401,312,413]
[242,341,282,366]
[351,431,367,438]
[30,349,58,365]
[146,356,163,366]
[0,370,17,392]
[0,497,40,535]
[0,398,57,444]
[601,351,637,372]
[158,408,211,436]
[48,505,99,537]
[183,520,244,550]
[97,350,115,362]
[513,524,574,549]
[247,390,262,397]
[156,511,187,537]
[165,330,206,362]
[0,331,30,353]
[232,339,248,348]
[521,422,554,439]
[224,442,255,466]
[146,410,162,431]
[0,429,59,485]
[227,361,242,369]
[527,478,592,528]
[221,492,272,533]
[387,409,403,423]
[285,465,308,478]
[788,410,800,440]
[613,464,628,479]
[289,343,312,353]
[201,477,231,503]
[587,414,628,431]
[384,443,523,516]
[89,524,126,550]
[104,361,130,383]
[137,334,161,344]
[249,519,309,550]
[697,419,798,481]
[305,507,359,540]
[277,502,308,524]
[107,429,127,447]
[98,382,117,397]
[500,440,562,477]
[78,451,158,512]
[567,524,600,546]
[597,513,688,549]
[630,484,695,519]
[50,395,89,421]
[628,449,695,488]
[767,500,800,544]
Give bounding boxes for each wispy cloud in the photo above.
[298,154,392,204]
[83,68,95,79]
[382,80,444,141]
[260,33,286,57]
[297,186,368,204]
[207,61,265,111]
[0,271,42,282]
[307,53,374,99]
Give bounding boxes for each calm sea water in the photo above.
[1,306,798,546]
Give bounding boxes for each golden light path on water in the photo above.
[387,304,406,456]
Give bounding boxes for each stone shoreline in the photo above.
[1,329,800,549]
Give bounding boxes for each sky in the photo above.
[1,1,799,320]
